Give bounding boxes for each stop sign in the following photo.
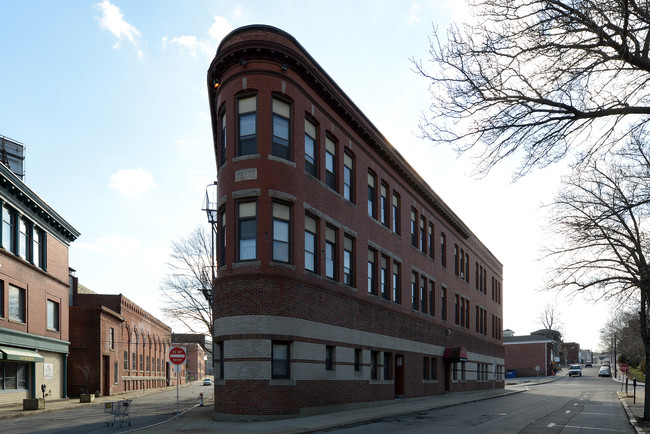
[169,347,187,365]
[620,364,630,373]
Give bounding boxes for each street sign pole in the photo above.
[169,347,187,419]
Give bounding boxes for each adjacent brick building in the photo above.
[207,25,505,418]
[504,332,557,377]
[0,144,80,405]
[67,280,176,397]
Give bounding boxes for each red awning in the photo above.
[443,346,468,362]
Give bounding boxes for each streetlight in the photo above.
[202,181,218,303]
[202,181,218,381]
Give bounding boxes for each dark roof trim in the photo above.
[0,163,79,245]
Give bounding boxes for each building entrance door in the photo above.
[444,362,451,392]
[395,355,404,397]
[102,355,110,396]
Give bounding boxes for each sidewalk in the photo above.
[0,376,560,433]
[135,377,556,433]
[616,375,647,433]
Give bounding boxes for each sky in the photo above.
[0,0,613,351]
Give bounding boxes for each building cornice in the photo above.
[0,163,80,245]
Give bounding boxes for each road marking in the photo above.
[545,423,628,432]
[565,410,571,413]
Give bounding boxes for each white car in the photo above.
[568,364,582,377]
[202,378,212,386]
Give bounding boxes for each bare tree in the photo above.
[160,226,213,347]
[538,303,563,332]
[414,0,650,177]
[546,142,650,417]
[601,309,645,367]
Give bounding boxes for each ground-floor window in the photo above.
[272,342,290,379]
[0,362,28,390]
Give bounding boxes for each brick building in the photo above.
[172,333,207,381]
[504,333,557,377]
[68,280,175,397]
[0,144,80,405]
[207,25,505,418]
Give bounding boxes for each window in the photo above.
[305,215,317,273]
[383,353,392,380]
[0,281,3,318]
[367,172,376,218]
[218,208,226,266]
[272,98,291,159]
[441,287,447,321]
[139,354,144,371]
[411,209,417,247]
[465,253,470,283]
[428,281,435,316]
[431,358,438,380]
[272,342,290,379]
[325,346,334,371]
[325,137,337,191]
[146,356,150,372]
[420,276,427,313]
[380,183,388,227]
[0,362,28,390]
[114,362,119,384]
[411,272,418,310]
[476,306,487,335]
[380,255,389,299]
[370,351,378,380]
[124,351,129,370]
[132,352,136,370]
[325,226,337,280]
[344,152,353,201]
[428,223,434,258]
[392,262,401,304]
[33,227,45,269]
[237,201,257,261]
[440,232,447,267]
[18,217,28,259]
[455,294,470,328]
[272,202,291,263]
[454,244,459,276]
[8,285,25,323]
[219,111,227,166]
[354,349,361,372]
[109,328,115,350]
[47,300,59,331]
[367,248,376,295]
[392,193,400,234]
[419,216,426,253]
[305,119,317,176]
[238,95,257,156]
[2,204,13,251]
[423,357,430,380]
[343,235,354,286]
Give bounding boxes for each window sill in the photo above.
[268,155,296,167]
[269,379,295,386]
[233,154,260,162]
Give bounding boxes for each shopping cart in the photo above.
[104,399,132,427]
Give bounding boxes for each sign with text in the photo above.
[169,347,187,365]
[620,364,629,373]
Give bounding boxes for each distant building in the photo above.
[0,160,79,406]
[560,342,580,366]
[68,279,176,397]
[172,333,207,380]
[504,331,557,377]
[207,25,505,418]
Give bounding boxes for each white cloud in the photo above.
[96,0,143,54]
[109,168,157,197]
[163,15,233,61]
[408,3,422,24]
[233,6,244,19]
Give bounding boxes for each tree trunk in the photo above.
[640,290,650,420]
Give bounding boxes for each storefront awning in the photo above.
[443,346,468,362]
[0,346,44,363]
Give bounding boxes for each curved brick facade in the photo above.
[207,25,505,418]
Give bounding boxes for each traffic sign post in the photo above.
[169,347,187,418]
[619,364,629,393]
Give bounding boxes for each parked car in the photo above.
[568,364,582,377]
[603,360,611,366]
[203,378,212,386]
[584,362,593,367]
[598,366,612,377]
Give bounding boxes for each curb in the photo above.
[618,393,645,434]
